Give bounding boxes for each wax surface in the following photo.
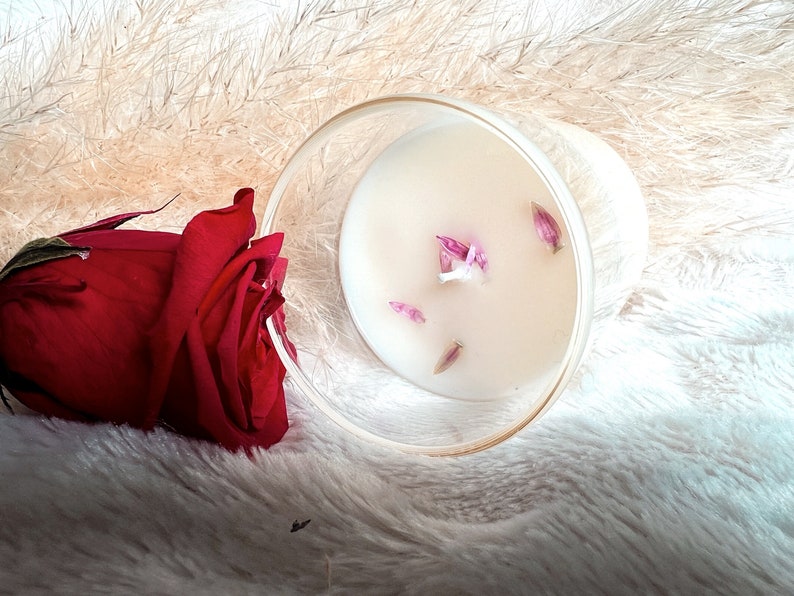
[338,121,577,400]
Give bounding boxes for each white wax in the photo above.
[338,120,577,401]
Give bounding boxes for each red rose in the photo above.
[0,188,289,452]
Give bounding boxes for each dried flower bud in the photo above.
[433,339,464,375]
[436,235,488,280]
[531,201,564,253]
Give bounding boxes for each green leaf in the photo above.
[0,237,91,283]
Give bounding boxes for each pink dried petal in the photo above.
[388,300,426,324]
[438,249,453,274]
[436,235,469,261]
[464,243,476,268]
[469,240,488,273]
[531,202,564,253]
[474,250,489,272]
[433,339,464,375]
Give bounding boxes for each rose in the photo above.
[0,188,289,453]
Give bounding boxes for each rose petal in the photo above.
[0,234,179,424]
[202,262,259,430]
[143,188,262,427]
[158,308,287,453]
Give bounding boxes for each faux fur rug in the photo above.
[1,0,793,593]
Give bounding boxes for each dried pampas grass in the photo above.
[1,0,791,250]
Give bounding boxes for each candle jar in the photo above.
[262,94,647,456]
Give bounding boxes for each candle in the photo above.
[338,121,577,401]
[263,94,647,454]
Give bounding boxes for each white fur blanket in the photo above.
[1,0,792,593]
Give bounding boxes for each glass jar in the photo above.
[261,94,647,456]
